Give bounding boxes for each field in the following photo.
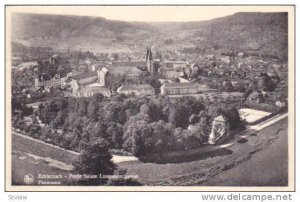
[118,118,288,186]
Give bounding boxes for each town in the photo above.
[10,11,289,186]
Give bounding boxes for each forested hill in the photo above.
[12,12,288,58]
[12,13,156,40]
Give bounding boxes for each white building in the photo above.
[117,84,155,96]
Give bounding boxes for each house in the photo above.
[117,84,155,96]
[208,115,230,144]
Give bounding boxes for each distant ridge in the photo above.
[11,12,287,59]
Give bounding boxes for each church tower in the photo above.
[146,46,153,75]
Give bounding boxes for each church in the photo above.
[69,66,111,97]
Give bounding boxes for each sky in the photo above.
[7,6,291,22]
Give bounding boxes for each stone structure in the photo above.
[208,115,230,144]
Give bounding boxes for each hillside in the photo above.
[194,12,288,59]
[12,13,158,53]
[152,12,288,59]
[11,12,288,58]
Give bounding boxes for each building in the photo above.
[34,74,68,89]
[248,90,265,104]
[17,61,39,71]
[219,56,231,64]
[108,64,144,83]
[160,82,214,95]
[117,84,155,96]
[69,67,110,97]
[74,86,111,97]
[164,61,189,69]
[160,70,181,80]
[208,115,230,144]
[111,61,147,69]
[50,54,59,65]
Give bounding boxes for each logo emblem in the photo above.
[24,174,34,185]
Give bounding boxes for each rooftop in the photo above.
[71,71,97,81]
[118,84,154,91]
[162,82,198,88]
[165,60,189,64]
[112,61,147,67]
[107,66,143,76]
[214,115,226,122]
[79,86,110,93]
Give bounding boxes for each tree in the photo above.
[49,110,67,128]
[106,122,123,149]
[89,121,108,142]
[101,101,127,124]
[77,98,88,116]
[123,120,151,156]
[225,107,243,130]
[112,53,119,61]
[188,122,208,143]
[92,93,104,102]
[142,76,162,94]
[258,73,275,91]
[87,100,99,120]
[222,79,234,92]
[73,138,116,185]
[189,114,199,124]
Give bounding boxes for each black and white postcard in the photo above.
[5,5,295,191]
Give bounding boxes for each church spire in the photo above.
[146,46,153,74]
